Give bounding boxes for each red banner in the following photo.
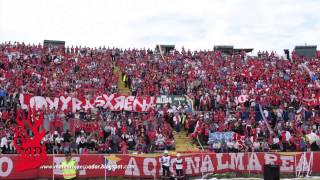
[0,152,319,179]
[72,119,100,132]
[303,96,320,106]
[19,94,156,113]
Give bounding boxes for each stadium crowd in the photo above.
[0,41,320,155]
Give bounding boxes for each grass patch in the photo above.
[202,172,320,179]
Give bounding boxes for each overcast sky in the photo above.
[1,0,320,53]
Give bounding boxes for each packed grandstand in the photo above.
[0,41,320,156]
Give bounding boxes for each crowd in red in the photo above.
[0,41,319,155]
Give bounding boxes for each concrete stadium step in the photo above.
[174,130,199,152]
[113,64,131,96]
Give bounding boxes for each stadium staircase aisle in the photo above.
[113,65,131,95]
[113,64,197,152]
[174,130,199,152]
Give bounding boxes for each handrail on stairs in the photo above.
[197,134,205,178]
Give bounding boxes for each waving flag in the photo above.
[103,154,122,180]
[258,104,274,135]
[104,154,122,171]
[301,63,320,89]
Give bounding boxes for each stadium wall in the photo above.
[0,152,319,179]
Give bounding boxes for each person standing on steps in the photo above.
[175,153,184,180]
[160,150,171,179]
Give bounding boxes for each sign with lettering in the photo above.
[156,95,189,107]
[20,94,156,113]
[1,152,318,179]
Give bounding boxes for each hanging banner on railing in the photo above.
[208,132,234,144]
[156,95,193,109]
[156,95,187,105]
[0,152,319,179]
[19,94,156,113]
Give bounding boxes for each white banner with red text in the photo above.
[19,94,156,113]
[0,152,319,179]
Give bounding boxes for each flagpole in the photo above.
[105,156,107,180]
[52,149,55,180]
[258,104,273,135]
[294,153,297,178]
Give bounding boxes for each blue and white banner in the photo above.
[208,132,234,144]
